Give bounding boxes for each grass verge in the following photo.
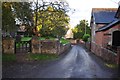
[26,53,58,61]
[2,54,16,62]
[2,53,58,62]
[105,63,118,68]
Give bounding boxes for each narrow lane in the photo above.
[34,45,114,78]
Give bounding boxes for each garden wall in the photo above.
[86,42,91,50]
[31,38,71,54]
[2,38,71,55]
[90,42,118,64]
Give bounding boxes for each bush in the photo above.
[82,34,90,42]
[60,38,70,45]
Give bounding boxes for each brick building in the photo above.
[90,7,120,63]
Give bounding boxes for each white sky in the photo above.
[66,0,120,28]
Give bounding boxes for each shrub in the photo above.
[82,34,90,42]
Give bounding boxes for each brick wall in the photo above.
[95,24,120,48]
[95,32,103,47]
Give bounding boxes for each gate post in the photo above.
[117,46,120,76]
[2,38,15,54]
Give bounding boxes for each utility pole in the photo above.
[85,20,86,34]
[35,0,38,28]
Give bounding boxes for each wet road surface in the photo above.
[3,45,117,78]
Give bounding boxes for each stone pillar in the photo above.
[31,36,41,54]
[2,38,15,54]
[117,46,120,76]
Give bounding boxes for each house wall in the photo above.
[94,23,120,48]
[95,32,103,47]
[90,23,120,64]
[91,23,106,52]
[102,23,120,48]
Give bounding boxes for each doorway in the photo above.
[112,31,120,46]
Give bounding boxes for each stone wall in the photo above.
[31,38,71,54]
[2,38,15,54]
[2,37,71,54]
[59,43,71,54]
[41,40,59,54]
[91,42,118,63]
[86,42,91,50]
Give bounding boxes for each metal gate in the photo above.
[15,40,31,53]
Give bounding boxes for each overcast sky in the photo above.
[66,0,120,28]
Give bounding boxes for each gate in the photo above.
[15,40,31,53]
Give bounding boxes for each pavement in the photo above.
[2,45,118,78]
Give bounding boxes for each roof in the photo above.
[92,8,117,24]
[96,19,120,32]
[115,6,120,18]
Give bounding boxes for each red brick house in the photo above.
[90,7,120,63]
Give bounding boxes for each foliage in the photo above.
[21,37,32,41]
[60,38,70,44]
[2,2,16,32]
[53,26,68,39]
[2,2,33,35]
[105,63,118,68]
[20,36,69,44]
[2,1,70,38]
[33,0,70,38]
[72,20,90,39]
[13,2,33,26]
[82,34,90,42]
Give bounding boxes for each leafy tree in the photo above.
[2,2,33,35]
[2,2,16,33]
[32,0,70,38]
[13,2,33,26]
[2,1,70,38]
[12,2,34,36]
[72,20,90,39]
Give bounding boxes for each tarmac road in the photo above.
[2,45,117,78]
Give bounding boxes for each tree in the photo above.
[13,2,33,26]
[2,2,16,33]
[2,2,34,35]
[2,1,70,38]
[72,20,90,39]
[32,0,70,38]
[12,2,34,36]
